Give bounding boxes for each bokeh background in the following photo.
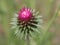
[0,0,60,45]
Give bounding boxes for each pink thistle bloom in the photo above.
[18,7,32,22]
[11,7,42,39]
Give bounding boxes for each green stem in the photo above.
[26,33,30,45]
[40,0,60,45]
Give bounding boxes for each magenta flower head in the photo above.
[18,7,32,22]
[10,7,42,39]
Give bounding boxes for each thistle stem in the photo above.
[26,32,30,45]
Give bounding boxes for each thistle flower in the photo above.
[10,7,42,39]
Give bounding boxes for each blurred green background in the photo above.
[0,0,60,45]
